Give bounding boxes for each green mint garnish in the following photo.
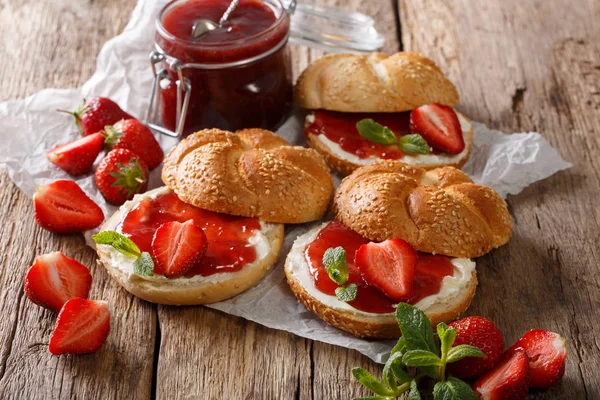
[93,231,154,276]
[335,283,357,302]
[350,303,482,399]
[323,246,349,285]
[356,119,431,155]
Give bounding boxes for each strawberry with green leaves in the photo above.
[95,148,149,205]
[103,119,164,170]
[60,97,133,136]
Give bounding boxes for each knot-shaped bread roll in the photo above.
[162,128,334,223]
[333,161,511,258]
[294,52,460,112]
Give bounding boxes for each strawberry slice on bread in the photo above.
[409,103,465,154]
[49,298,111,355]
[33,180,104,233]
[354,238,417,302]
[24,252,92,313]
[506,328,567,388]
[151,220,208,278]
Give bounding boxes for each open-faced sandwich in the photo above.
[295,52,473,175]
[95,128,334,305]
[285,161,511,339]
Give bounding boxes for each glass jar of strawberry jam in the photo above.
[148,0,293,137]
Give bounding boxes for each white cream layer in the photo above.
[99,186,278,286]
[286,222,476,318]
[309,110,472,166]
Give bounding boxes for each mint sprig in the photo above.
[356,119,430,155]
[351,303,486,399]
[93,231,154,277]
[322,247,357,302]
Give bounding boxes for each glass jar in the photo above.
[149,0,293,137]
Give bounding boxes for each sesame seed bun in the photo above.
[333,161,512,258]
[304,112,473,176]
[294,52,459,112]
[284,223,478,339]
[161,128,334,224]
[96,187,285,305]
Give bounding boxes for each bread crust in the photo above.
[162,128,334,224]
[284,224,478,339]
[333,162,512,258]
[294,52,459,112]
[96,188,285,305]
[305,113,473,176]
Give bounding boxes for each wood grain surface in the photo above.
[0,0,598,399]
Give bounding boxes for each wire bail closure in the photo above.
[145,50,191,138]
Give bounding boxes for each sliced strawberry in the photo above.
[474,349,530,400]
[24,252,92,313]
[49,298,111,355]
[448,316,505,379]
[151,220,208,278]
[47,132,105,175]
[506,329,567,388]
[354,238,417,301]
[409,103,464,154]
[33,180,104,233]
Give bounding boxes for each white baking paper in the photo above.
[0,0,571,363]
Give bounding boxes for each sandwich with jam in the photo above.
[285,161,512,339]
[295,52,473,175]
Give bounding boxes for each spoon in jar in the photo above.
[191,0,240,40]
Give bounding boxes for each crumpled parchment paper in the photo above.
[0,0,571,363]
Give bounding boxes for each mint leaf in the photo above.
[133,252,154,276]
[351,368,394,397]
[335,284,357,302]
[391,336,407,355]
[357,119,397,145]
[383,352,409,391]
[402,349,443,367]
[437,322,457,360]
[398,134,430,154]
[395,303,436,353]
[433,377,478,400]
[323,247,349,285]
[408,380,421,400]
[446,345,487,364]
[92,231,141,258]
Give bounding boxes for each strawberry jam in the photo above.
[118,192,262,277]
[304,221,454,313]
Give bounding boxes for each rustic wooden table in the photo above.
[0,0,598,399]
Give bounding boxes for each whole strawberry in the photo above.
[95,149,149,205]
[60,97,133,136]
[447,316,505,379]
[506,329,567,388]
[103,119,164,169]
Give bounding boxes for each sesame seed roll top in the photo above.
[162,128,334,224]
[332,161,512,258]
[294,52,460,112]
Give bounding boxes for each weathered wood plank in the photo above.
[0,1,156,399]
[400,0,600,398]
[154,1,400,399]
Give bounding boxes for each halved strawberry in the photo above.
[474,349,530,400]
[47,132,104,175]
[33,180,104,233]
[409,103,465,154]
[151,220,208,278]
[448,316,505,379]
[506,329,567,388]
[49,298,110,355]
[24,252,92,313]
[354,239,417,301]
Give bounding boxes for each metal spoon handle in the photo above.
[219,0,240,26]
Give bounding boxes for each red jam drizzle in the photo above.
[304,221,454,313]
[119,192,262,277]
